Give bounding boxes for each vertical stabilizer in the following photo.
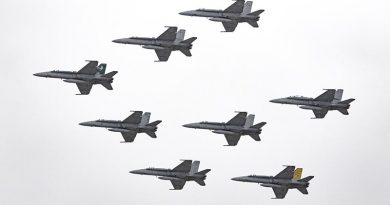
[190,161,200,175]
[140,112,151,126]
[244,114,255,128]
[242,1,253,15]
[175,29,186,43]
[293,168,303,180]
[332,89,344,103]
[97,63,106,75]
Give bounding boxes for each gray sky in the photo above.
[1,0,390,204]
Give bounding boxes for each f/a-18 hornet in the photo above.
[183,112,266,146]
[79,111,161,143]
[130,160,210,190]
[232,166,314,199]
[270,89,355,119]
[33,61,117,95]
[179,0,264,32]
[112,26,197,62]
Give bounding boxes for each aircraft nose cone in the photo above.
[270,98,283,103]
[79,121,93,126]
[112,39,120,43]
[231,177,241,181]
[129,169,144,175]
[183,123,197,128]
[33,72,46,77]
[179,11,192,16]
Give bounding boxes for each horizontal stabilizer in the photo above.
[101,83,113,90]
[145,132,157,138]
[249,134,261,141]
[182,37,197,44]
[195,179,206,186]
[297,187,308,194]
[338,108,349,115]
[146,120,162,127]
[196,169,211,175]
[247,21,259,28]
[102,71,118,78]
[250,122,266,129]
[339,98,355,105]
[248,9,264,16]
[298,176,314,182]
[180,49,192,57]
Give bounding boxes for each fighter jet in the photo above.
[231,166,314,199]
[79,111,161,143]
[112,27,197,62]
[183,112,266,146]
[179,0,264,32]
[33,61,117,95]
[130,160,210,190]
[270,89,355,119]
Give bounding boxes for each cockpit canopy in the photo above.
[146,167,170,171]
[287,96,313,100]
[196,9,222,12]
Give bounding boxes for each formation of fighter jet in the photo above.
[183,112,266,146]
[79,111,161,143]
[112,27,197,62]
[130,160,210,190]
[33,61,117,95]
[179,0,264,32]
[270,89,355,119]
[231,166,314,199]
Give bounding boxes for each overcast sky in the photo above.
[1,0,390,204]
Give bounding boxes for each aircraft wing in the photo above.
[157,27,177,41]
[76,83,93,95]
[272,187,288,199]
[123,111,143,124]
[77,61,98,74]
[155,49,172,62]
[172,160,193,173]
[314,89,336,102]
[222,21,238,32]
[121,131,138,142]
[170,180,186,190]
[224,134,241,146]
[275,166,295,179]
[313,109,328,119]
[224,0,245,13]
[226,112,247,126]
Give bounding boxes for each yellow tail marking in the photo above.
[293,168,303,180]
